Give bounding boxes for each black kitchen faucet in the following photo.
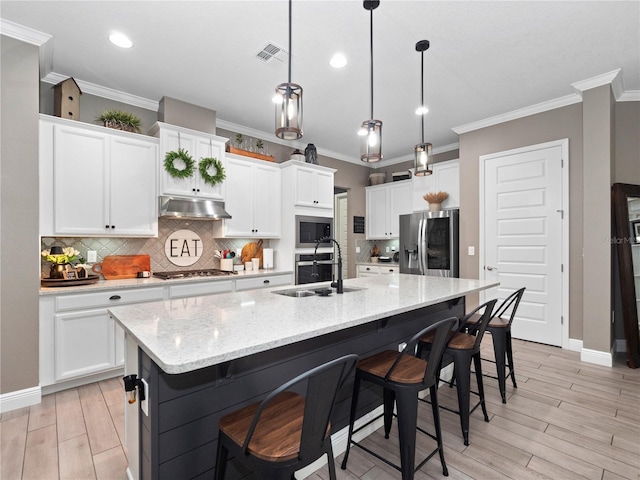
[312,237,344,294]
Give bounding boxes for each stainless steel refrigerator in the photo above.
[399,209,459,277]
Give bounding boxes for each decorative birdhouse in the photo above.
[53,77,82,120]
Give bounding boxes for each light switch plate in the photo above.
[468,246,475,256]
[356,246,361,253]
[87,250,97,263]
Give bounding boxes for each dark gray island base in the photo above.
[139,299,463,480]
[110,275,498,479]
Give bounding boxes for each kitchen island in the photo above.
[110,274,497,480]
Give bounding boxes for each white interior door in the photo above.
[480,140,567,346]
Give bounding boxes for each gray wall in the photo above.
[1,36,41,395]
[614,101,640,184]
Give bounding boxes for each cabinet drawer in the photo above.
[235,274,292,291]
[358,265,380,274]
[380,266,399,274]
[55,287,165,311]
[169,280,233,299]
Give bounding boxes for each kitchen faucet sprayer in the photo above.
[313,237,344,294]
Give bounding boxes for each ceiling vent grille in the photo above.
[256,43,288,63]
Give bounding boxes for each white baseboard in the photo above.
[567,338,583,352]
[0,386,41,414]
[580,347,613,367]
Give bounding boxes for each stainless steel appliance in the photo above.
[153,268,236,279]
[295,215,332,248]
[399,209,459,277]
[295,253,333,285]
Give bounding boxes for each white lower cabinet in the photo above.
[357,264,400,277]
[40,287,165,392]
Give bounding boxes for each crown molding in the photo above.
[619,90,640,102]
[452,93,582,135]
[377,142,460,168]
[42,72,160,111]
[571,69,622,98]
[0,18,51,46]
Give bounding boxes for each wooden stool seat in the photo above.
[357,350,428,384]
[465,312,509,328]
[214,355,358,480]
[219,391,314,462]
[420,331,476,350]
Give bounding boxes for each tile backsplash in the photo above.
[355,239,399,263]
[41,218,269,275]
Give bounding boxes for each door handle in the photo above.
[485,266,497,271]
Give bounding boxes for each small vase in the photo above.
[429,203,441,212]
[49,263,70,279]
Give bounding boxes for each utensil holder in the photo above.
[220,259,233,271]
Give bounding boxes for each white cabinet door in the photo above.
[115,322,125,367]
[110,136,158,236]
[293,165,334,209]
[366,186,388,239]
[53,124,109,235]
[55,309,115,382]
[253,162,281,237]
[192,135,226,199]
[366,182,411,239]
[388,182,412,238]
[433,161,460,209]
[217,155,281,238]
[159,129,198,196]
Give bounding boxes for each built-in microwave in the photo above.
[295,215,333,248]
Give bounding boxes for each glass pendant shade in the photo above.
[414,142,433,176]
[360,119,383,162]
[275,82,303,140]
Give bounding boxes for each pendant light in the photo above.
[359,0,382,162]
[414,39,432,176]
[275,0,303,140]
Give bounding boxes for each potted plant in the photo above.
[255,139,264,153]
[371,244,380,263]
[97,109,142,133]
[235,133,244,149]
[423,191,449,211]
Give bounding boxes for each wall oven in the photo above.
[295,253,334,285]
[295,215,333,248]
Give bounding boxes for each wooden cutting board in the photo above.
[241,240,263,268]
[91,254,151,280]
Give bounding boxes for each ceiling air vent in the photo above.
[256,43,288,63]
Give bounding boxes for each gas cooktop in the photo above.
[153,269,237,280]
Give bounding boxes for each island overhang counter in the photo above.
[110,274,498,480]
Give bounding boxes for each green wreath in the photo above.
[199,157,226,186]
[164,149,195,178]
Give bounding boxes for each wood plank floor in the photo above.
[2,338,639,479]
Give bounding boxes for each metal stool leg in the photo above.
[429,385,448,476]
[341,373,361,469]
[506,330,517,388]
[473,353,489,422]
[491,328,508,403]
[383,387,396,439]
[395,389,419,480]
[326,443,337,480]
[452,352,472,446]
[214,439,228,480]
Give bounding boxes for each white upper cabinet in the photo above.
[411,159,460,211]
[366,181,412,239]
[291,164,335,209]
[40,115,158,237]
[150,122,227,200]
[213,154,281,238]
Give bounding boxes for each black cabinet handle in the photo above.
[109,295,121,300]
[105,225,109,229]
[111,225,116,229]
[263,280,270,284]
[366,267,371,271]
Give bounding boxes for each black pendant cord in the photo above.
[420,48,424,144]
[369,6,374,120]
[288,0,292,84]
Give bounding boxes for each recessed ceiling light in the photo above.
[109,32,132,49]
[330,53,347,68]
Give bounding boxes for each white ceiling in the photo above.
[2,1,639,165]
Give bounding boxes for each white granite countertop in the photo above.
[39,268,293,295]
[109,274,498,374]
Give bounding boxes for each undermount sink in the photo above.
[272,288,317,298]
[272,285,366,298]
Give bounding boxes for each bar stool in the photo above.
[214,354,358,480]
[417,299,497,446]
[341,317,459,480]
[464,287,525,403]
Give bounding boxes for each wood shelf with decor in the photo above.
[226,146,275,162]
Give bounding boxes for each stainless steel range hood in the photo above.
[159,196,231,220]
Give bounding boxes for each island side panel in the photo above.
[139,298,464,479]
